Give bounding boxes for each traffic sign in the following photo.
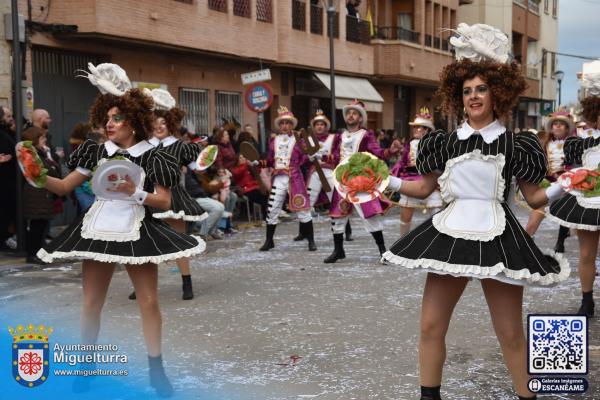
[244,82,273,113]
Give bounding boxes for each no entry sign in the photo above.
[244,82,273,113]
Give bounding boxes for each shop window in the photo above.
[179,88,210,135]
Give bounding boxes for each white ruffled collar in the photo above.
[587,129,600,139]
[149,136,178,148]
[456,120,506,144]
[105,140,154,157]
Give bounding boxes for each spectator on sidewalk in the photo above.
[0,106,17,251]
[230,153,268,219]
[21,127,62,263]
[184,169,225,240]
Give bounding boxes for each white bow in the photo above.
[76,63,132,96]
[447,23,510,64]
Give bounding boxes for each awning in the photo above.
[314,72,384,113]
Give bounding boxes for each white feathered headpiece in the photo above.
[448,23,510,64]
[143,88,176,111]
[582,73,600,97]
[76,63,132,96]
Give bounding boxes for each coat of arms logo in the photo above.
[9,323,53,388]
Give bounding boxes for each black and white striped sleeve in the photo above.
[66,139,98,175]
[512,132,547,184]
[181,142,203,166]
[563,136,585,166]
[416,130,448,174]
[147,149,180,188]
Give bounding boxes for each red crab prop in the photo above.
[340,167,382,203]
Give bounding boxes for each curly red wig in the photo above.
[438,59,527,122]
[154,107,186,136]
[580,96,600,127]
[89,88,154,142]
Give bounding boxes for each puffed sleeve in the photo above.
[147,149,180,188]
[181,142,203,166]
[512,132,547,184]
[416,130,448,174]
[66,139,99,176]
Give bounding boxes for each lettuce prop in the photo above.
[335,152,390,183]
[17,141,48,188]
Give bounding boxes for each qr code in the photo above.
[528,315,587,374]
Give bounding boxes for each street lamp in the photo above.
[553,70,565,106]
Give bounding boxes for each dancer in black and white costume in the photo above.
[548,69,600,317]
[126,88,207,300]
[381,24,569,400]
[34,63,205,397]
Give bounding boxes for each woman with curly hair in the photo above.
[124,88,207,301]
[548,75,600,317]
[382,24,570,400]
[524,109,575,252]
[24,64,205,397]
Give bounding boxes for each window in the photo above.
[215,91,243,128]
[208,0,227,12]
[544,0,549,13]
[233,0,251,18]
[179,88,210,135]
[257,0,273,22]
[310,3,324,34]
[292,0,306,31]
[551,52,556,75]
[173,0,193,4]
[552,0,557,17]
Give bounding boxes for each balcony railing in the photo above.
[374,26,420,44]
[424,34,432,47]
[310,5,323,35]
[528,0,540,13]
[292,0,306,31]
[527,66,539,79]
[346,15,371,44]
[441,38,449,51]
[433,36,441,49]
[208,0,227,12]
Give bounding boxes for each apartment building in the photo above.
[458,0,560,129]
[2,0,463,149]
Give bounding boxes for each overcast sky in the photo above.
[558,0,600,105]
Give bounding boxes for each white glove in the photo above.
[545,182,564,203]
[250,160,259,166]
[308,153,322,162]
[387,176,403,192]
[130,188,148,205]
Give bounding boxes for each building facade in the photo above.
[458,0,560,130]
[3,0,464,150]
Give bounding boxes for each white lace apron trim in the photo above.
[152,210,209,221]
[381,249,570,286]
[37,235,206,265]
[82,162,147,242]
[432,150,506,241]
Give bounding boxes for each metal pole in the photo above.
[11,0,26,255]
[258,112,266,155]
[327,1,336,131]
[558,79,562,106]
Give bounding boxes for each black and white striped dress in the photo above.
[548,133,600,230]
[38,140,206,265]
[150,138,207,221]
[382,130,569,286]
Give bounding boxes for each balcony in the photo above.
[346,15,371,45]
[374,26,420,44]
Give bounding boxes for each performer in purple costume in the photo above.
[259,106,314,251]
[324,100,401,263]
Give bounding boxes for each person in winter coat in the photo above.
[21,126,62,264]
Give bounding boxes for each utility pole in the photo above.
[326,0,336,131]
[11,0,26,255]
